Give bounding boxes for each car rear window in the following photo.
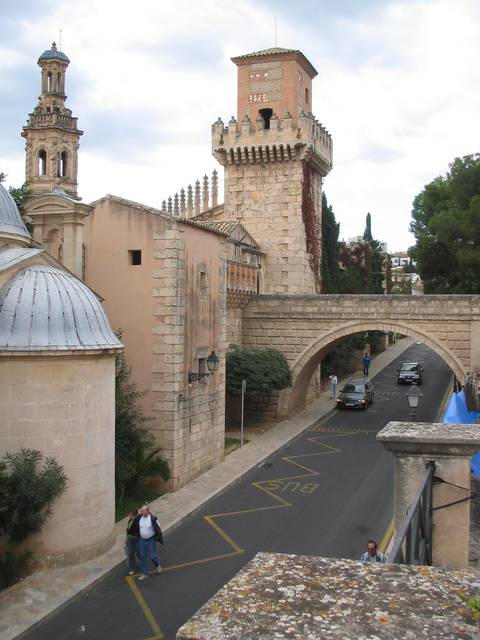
[343,384,365,393]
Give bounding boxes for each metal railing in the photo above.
[387,461,435,565]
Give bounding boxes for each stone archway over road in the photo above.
[241,294,480,415]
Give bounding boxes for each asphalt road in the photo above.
[25,342,452,640]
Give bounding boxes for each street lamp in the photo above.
[188,350,220,384]
[406,383,423,419]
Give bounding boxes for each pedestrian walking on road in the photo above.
[360,540,387,563]
[362,353,371,376]
[137,504,164,580]
[125,510,140,575]
[328,374,338,399]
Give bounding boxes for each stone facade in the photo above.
[240,294,480,415]
[84,195,227,489]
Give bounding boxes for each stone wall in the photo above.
[85,197,227,490]
[223,161,317,294]
[0,354,116,565]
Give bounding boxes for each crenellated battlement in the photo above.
[212,111,333,176]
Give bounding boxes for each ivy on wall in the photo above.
[301,162,322,293]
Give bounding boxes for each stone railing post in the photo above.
[377,421,480,570]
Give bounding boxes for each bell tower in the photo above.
[212,47,333,294]
[22,42,81,198]
[21,43,91,280]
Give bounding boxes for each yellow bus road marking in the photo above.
[126,430,369,639]
[126,575,165,640]
[379,519,394,553]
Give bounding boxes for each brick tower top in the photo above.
[232,47,318,126]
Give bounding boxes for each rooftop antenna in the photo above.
[59,28,62,50]
[274,16,277,46]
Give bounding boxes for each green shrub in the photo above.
[0,448,67,590]
[226,346,291,400]
[115,334,170,502]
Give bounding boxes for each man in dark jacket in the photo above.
[137,504,164,580]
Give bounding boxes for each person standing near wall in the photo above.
[362,353,371,376]
[125,510,140,575]
[137,504,164,580]
[328,374,338,399]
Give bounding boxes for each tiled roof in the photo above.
[231,47,317,76]
[0,264,122,352]
[91,194,230,237]
[202,221,240,234]
[232,47,298,60]
[0,183,31,241]
[38,42,70,64]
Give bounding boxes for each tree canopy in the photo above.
[321,192,341,293]
[409,153,480,293]
[363,212,373,241]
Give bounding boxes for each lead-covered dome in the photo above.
[0,183,31,243]
[0,264,122,351]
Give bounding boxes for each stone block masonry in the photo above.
[212,112,332,295]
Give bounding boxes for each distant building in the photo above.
[391,251,415,269]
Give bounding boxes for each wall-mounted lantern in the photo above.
[188,350,220,384]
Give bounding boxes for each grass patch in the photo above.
[115,487,162,521]
[224,436,250,455]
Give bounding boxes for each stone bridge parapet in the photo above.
[241,294,480,414]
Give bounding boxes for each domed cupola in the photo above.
[0,264,122,352]
[0,183,31,246]
[38,42,70,64]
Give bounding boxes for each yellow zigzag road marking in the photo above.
[127,430,390,639]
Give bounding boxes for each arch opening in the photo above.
[287,321,466,416]
[38,149,47,176]
[57,151,68,178]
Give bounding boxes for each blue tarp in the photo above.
[442,390,480,479]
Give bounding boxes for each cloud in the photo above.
[1,0,479,251]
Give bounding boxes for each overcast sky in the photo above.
[1,0,479,251]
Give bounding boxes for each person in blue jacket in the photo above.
[362,352,371,376]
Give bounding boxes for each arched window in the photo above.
[47,71,52,92]
[57,72,61,93]
[38,149,47,176]
[57,151,68,177]
[305,88,309,106]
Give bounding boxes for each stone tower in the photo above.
[212,47,333,294]
[22,42,81,197]
[22,44,91,280]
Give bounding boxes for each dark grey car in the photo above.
[397,362,423,385]
[336,378,374,410]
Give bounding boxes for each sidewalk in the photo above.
[0,337,414,640]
